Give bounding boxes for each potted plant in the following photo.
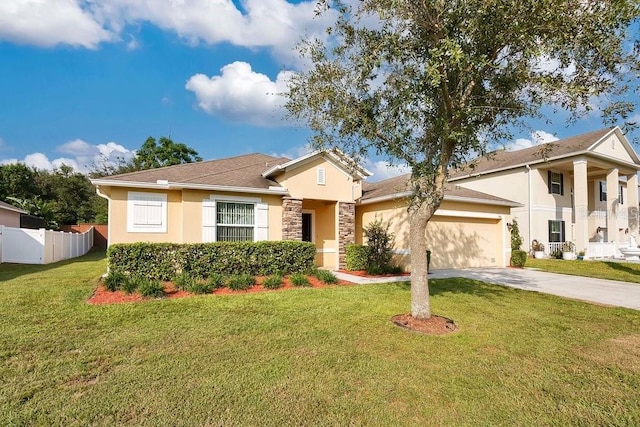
[561,241,576,260]
[531,240,545,259]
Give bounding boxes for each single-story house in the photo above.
[92,149,519,270]
[0,200,27,228]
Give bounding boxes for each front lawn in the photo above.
[527,257,640,284]
[1,252,639,426]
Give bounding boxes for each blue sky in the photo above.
[0,0,638,181]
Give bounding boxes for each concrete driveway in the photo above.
[334,268,640,310]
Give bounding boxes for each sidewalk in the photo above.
[333,268,640,311]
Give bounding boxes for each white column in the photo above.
[628,173,639,237]
[606,168,619,242]
[573,160,589,255]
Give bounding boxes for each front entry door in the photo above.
[302,212,313,242]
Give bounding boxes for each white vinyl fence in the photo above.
[0,225,94,264]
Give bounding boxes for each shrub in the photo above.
[108,241,316,281]
[263,274,284,289]
[345,244,369,270]
[173,271,194,291]
[226,274,255,291]
[187,281,215,295]
[363,218,394,270]
[510,250,527,267]
[312,269,338,284]
[103,271,126,292]
[207,272,225,290]
[562,241,575,252]
[138,279,165,298]
[290,272,311,287]
[510,219,523,251]
[365,263,385,276]
[121,276,142,294]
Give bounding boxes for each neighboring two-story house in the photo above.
[448,127,640,257]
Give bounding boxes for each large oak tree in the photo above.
[287,0,640,319]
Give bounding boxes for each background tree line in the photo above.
[0,136,201,229]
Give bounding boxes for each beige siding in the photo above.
[107,187,284,245]
[0,209,21,227]
[592,134,635,163]
[356,198,508,270]
[278,157,361,202]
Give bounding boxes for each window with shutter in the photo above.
[127,192,167,233]
[548,220,565,243]
[317,167,326,185]
[599,181,607,201]
[548,171,563,195]
[202,197,268,242]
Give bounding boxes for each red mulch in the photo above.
[337,270,410,278]
[88,276,353,305]
[391,313,457,335]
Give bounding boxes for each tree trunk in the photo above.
[409,200,432,319]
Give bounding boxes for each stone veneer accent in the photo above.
[282,197,303,240]
[338,202,356,269]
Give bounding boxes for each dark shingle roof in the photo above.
[449,127,616,179]
[361,174,520,206]
[93,153,290,190]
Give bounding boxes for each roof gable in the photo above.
[262,149,372,180]
[449,127,639,180]
[360,174,521,207]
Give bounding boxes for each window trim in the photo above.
[599,181,607,202]
[548,219,565,243]
[202,195,268,242]
[547,171,564,195]
[127,191,167,233]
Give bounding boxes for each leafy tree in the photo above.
[0,163,39,202]
[287,0,639,319]
[133,136,202,170]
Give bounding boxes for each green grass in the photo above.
[527,258,640,284]
[1,251,640,426]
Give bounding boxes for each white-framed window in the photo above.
[548,171,563,195]
[599,181,607,202]
[548,220,565,243]
[202,196,268,242]
[317,167,326,185]
[127,191,167,233]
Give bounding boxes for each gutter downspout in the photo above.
[526,165,532,249]
[95,186,110,251]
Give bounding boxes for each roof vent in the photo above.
[156,179,169,185]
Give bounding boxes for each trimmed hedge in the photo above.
[345,244,369,271]
[510,250,528,268]
[107,241,316,281]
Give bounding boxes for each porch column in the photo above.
[338,202,355,270]
[628,173,639,237]
[282,197,302,240]
[606,168,619,242]
[573,160,589,254]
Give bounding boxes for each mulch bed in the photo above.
[88,276,354,305]
[391,313,457,335]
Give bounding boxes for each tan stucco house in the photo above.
[449,127,640,258]
[92,149,518,270]
[0,200,27,228]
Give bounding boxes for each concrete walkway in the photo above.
[333,268,640,311]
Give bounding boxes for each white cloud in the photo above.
[507,130,560,151]
[0,0,113,48]
[186,61,294,126]
[0,139,135,173]
[365,160,410,181]
[270,144,314,160]
[0,0,335,62]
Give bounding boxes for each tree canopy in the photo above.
[133,136,202,170]
[287,0,640,319]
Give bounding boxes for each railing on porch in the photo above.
[542,241,622,258]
